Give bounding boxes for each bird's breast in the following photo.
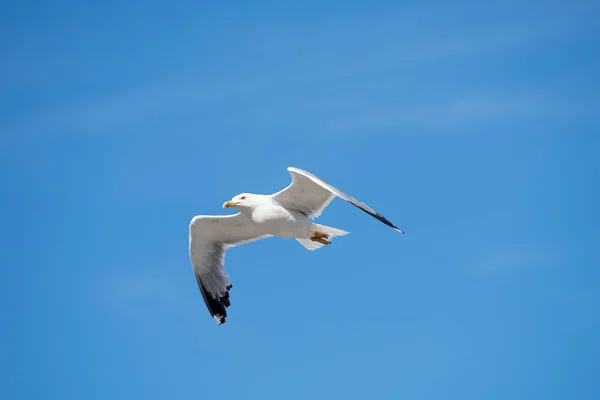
[252,205,310,238]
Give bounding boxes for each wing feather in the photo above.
[189,213,269,325]
[270,170,335,218]
[272,167,405,233]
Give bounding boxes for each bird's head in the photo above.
[223,193,259,211]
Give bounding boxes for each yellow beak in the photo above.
[223,201,238,208]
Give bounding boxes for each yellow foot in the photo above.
[310,231,331,245]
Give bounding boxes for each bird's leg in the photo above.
[310,231,331,245]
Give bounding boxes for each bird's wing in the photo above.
[270,168,336,218]
[272,167,405,233]
[189,213,270,325]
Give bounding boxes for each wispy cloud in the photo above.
[324,93,550,134]
[103,270,186,315]
[1,76,265,136]
[476,247,555,272]
[1,14,591,144]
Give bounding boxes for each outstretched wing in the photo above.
[272,167,405,233]
[189,213,270,325]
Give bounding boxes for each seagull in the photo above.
[189,167,405,325]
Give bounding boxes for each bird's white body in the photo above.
[247,198,311,238]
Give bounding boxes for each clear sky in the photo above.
[1,1,599,399]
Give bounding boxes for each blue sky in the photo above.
[1,1,599,399]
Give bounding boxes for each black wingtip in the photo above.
[349,202,405,234]
[392,224,406,235]
[196,274,232,325]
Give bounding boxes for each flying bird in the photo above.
[189,167,405,325]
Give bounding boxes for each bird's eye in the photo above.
[241,196,246,200]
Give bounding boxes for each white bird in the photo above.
[189,167,405,325]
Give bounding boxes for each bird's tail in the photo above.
[296,223,350,251]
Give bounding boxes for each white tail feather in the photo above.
[296,224,350,251]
